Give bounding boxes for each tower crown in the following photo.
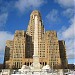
[30,10,42,22]
[30,10,41,17]
[30,10,41,16]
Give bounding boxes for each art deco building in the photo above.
[4,10,68,69]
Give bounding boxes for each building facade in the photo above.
[4,10,67,69]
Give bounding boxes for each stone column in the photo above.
[33,15,40,70]
[34,15,38,56]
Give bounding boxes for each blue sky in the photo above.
[0,0,75,64]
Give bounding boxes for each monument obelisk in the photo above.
[33,15,40,70]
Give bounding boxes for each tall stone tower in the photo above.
[26,10,45,58]
[4,10,68,69]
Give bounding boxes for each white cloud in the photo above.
[62,8,74,18]
[0,13,8,28]
[55,0,74,8]
[0,31,14,52]
[15,0,45,13]
[62,19,75,39]
[57,18,75,59]
[65,39,75,58]
[46,9,60,24]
